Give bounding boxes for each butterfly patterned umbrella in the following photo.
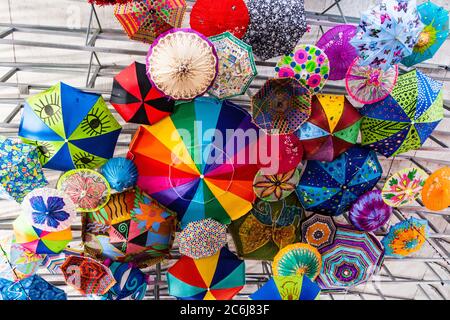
[110,62,175,125]
[167,247,245,300]
[360,69,444,157]
[301,214,336,250]
[296,94,362,162]
[272,243,322,280]
[296,146,382,216]
[349,190,392,232]
[250,275,321,300]
[382,167,428,207]
[350,0,424,71]
[102,260,148,300]
[18,82,122,171]
[421,167,450,211]
[0,274,67,300]
[229,193,304,260]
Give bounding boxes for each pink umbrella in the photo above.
[316,25,357,81]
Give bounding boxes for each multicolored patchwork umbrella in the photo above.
[317,224,384,290]
[272,243,322,280]
[229,193,304,260]
[208,32,257,100]
[253,169,300,202]
[167,247,245,300]
[349,190,392,232]
[402,1,449,67]
[296,146,382,216]
[382,167,428,207]
[0,275,67,300]
[350,0,424,71]
[110,62,175,125]
[421,167,450,211]
[360,69,444,157]
[18,82,122,171]
[0,136,47,203]
[301,214,336,250]
[102,261,148,300]
[295,94,362,162]
[382,218,429,258]
[250,275,321,300]
[127,97,260,228]
[114,0,186,44]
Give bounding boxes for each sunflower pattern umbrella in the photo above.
[301,214,336,250]
[296,146,382,216]
[167,247,245,300]
[250,275,320,300]
[349,190,392,232]
[0,274,67,300]
[295,94,362,162]
[272,243,322,280]
[382,167,428,207]
[360,69,444,157]
[421,167,450,211]
[127,97,260,228]
[18,82,122,171]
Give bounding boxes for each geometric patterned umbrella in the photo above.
[250,275,321,300]
[301,214,336,250]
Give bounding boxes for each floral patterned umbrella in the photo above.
[272,243,322,280]
[349,190,392,232]
[253,168,300,202]
[382,167,428,207]
[301,214,336,250]
[421,167,450,211]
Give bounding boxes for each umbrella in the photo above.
[13,214,72,254]
[208,32,257,100]
[421,167,450,211]
[301,214,336,250]
[102,260,148,300]
[402,1,449,67]
[114,0,186,44]
[250,275,320,300]
[40,248,83,275]
[275,44,330,94]
[251,78,312,135]
[146,28,218,100]
[127,97,260,228]
[57,169,111,212]
[18,82,122,171]
[0,274,66,300]
[296,146,383,216]
[21,188,77,232]
[89,1,132,5]
[110,62,175,125]
[243,0,307,61]
[382,217,429,258]
[382,167,428,207]
[350,0,424,71]
[349,190,392,232]
[229,193,304,260]
[253,168,300,202]
[316,24,357,81]
[101,157,138,192]
[167,247,245,300]
[178,218,227,259]
[295,94,362,162]
[61,255,116,295]
[190,0,249,39]
[272,243,322,280]
[317,224,384,290]
[360,69,444,157]
[345,58,398,104]
[0,136,47,203]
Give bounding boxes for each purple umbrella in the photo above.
[316,25,357,81]
[349,190,392,232]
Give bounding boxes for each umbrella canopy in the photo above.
[250,275,320,300]
[178,218,227,259]
[101,157,138,192]
[360,69,444,157]
[272,243,322,280]
[229,193,304,260]
[167,247,245,300]
[301,214,336,250]
[275,44,330,94]
[208,32,257,100]
[350,0,424,71]
[296,146,382,216]
[317,224,384,290]
[243,0,307,61]
[102,261,148,300]
[253,168,300,202]
[61,255,116,295]
[295,94,362,162]
[382,167,428,207]
[41,248,83,275]
[251,78,312,135]
[0,136,47,203]
[349,190,392,232]
[18,82,122,171]
[382,217,429,258]
[402,1,449,67]
[127,97,260,228]
[345,58,398,104]
[0,274,66,300]
[114,0,186,44]
[316,24,357,81]
[190,0,249,39]
[110,62,175,125]
[57,169,111,212]
[421,167,450,211]
[146,28,218,100]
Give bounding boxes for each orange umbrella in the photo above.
[421,167,450,211]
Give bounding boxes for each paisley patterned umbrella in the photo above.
[301,214,336,250]
[272,243,322,280]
